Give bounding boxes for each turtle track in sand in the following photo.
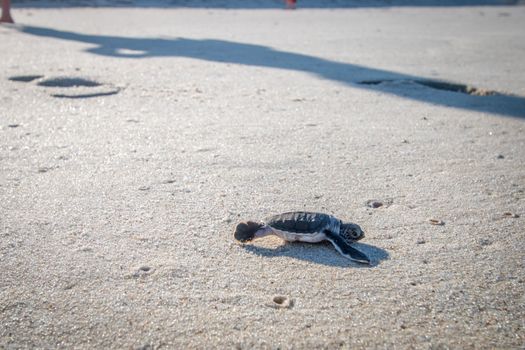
[7,74,121,98]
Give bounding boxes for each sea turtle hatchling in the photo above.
[234,211,370,264]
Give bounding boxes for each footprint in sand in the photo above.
[8,74,121,98]
[357,79,497,96]
[8,75,44,82]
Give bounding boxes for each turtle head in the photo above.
[234,221,263,242]
[340,222,365,242]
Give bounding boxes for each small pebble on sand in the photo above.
[429,219,445,226]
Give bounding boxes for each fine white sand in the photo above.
[1,2,524,348]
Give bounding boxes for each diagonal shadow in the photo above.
[243,241,389,267]
[18,25,525,118]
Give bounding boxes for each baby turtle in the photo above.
[234,211,370,264]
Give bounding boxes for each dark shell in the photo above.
[265,211,332,234]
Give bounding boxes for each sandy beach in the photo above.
[1,1,524,348]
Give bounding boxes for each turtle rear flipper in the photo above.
[324,230,370,265]
[234,221,263,242]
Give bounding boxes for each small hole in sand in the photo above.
[366,200,383,209]
[273,296,286,305]
[139,266,151,272]
[271,295,293,308]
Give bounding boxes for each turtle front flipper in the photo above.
[324,230,370,265]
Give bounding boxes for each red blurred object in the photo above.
[285,0,297,10]
[1,0,14,23]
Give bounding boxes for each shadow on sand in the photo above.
[18,24,525,118]
[243,242,389,268]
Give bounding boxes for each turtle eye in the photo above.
[352,230,363,239]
